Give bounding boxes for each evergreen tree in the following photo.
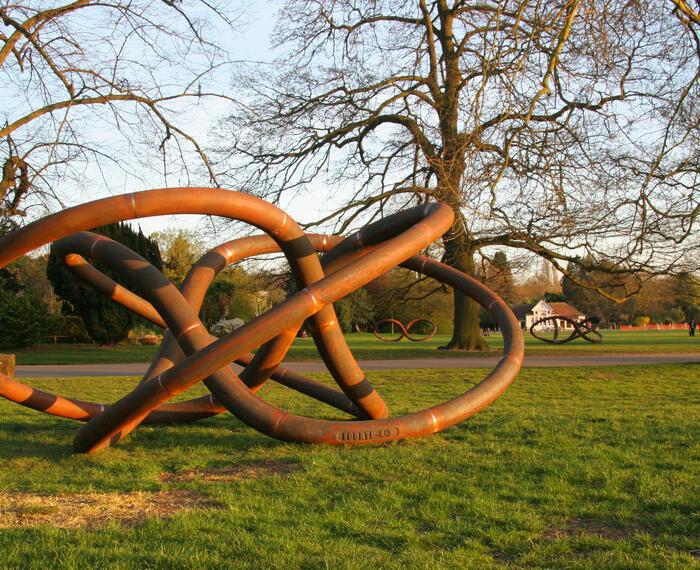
[47,223,163,344]
[0,267,19,293]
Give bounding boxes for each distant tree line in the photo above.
[479,251,700,327]
[0,226,288,348]
[1,228,698,351]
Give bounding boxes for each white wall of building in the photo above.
[525,301,584,331]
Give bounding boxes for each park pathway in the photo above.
[15,353,700,377]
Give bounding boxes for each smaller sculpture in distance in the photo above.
[373,318,437,343]
[529,316,603,344]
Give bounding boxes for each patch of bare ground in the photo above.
[491,551,515,563]
[492,518,647,563]
[0,490,220,529]
[159,459,301,483]
[544,517,643,540]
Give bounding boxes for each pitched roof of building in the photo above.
[547,302,585,319]
[510,300,585,320]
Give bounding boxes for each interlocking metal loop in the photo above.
[373,318,437,342]
[0,188,524,453]
[529,316,603,344]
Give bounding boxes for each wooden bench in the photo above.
[0,354,15,379]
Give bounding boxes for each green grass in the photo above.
[13,329,700,365]
[0,365,698,568]
[14,342,161,365]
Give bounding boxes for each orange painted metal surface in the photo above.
[0,188,524,453]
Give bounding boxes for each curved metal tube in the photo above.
[0,188,524,453]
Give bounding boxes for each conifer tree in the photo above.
[47,223,163,344]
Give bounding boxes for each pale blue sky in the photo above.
[51,1,335,243]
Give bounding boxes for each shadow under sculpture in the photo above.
[0,188,524,453]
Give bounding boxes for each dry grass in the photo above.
[0,460,300,530]
[492,518,648,563]
[159,459,301,483]
[543,517,643,540]
[0,490,220,529]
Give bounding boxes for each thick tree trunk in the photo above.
[430,38,487,350]
[439,235,489,351]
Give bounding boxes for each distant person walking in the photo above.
[690,318,696,337]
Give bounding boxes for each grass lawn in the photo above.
[0,365,698,568]
[13,329,700,365]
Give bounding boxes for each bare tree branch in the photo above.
[1,0,239,218]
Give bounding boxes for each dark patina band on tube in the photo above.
[0,188,524,453]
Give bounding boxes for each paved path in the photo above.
[14,353,700,377]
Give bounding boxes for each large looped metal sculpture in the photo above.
[373,318,437,342]
[530,316,603,344]
[0,188,524,453]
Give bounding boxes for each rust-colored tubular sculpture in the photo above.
[0,188,524,453]
[529,316,603,344]
[373,318,437,342]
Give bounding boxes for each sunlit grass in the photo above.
[0,365,698,568]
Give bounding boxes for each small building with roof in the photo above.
[511,300,586,331]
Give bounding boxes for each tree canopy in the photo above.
[219,0,700,349]
[151,229,206,286]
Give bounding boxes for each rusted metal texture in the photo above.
[0,188,524,453]
[530,316,603,344]
[373,318,438,342]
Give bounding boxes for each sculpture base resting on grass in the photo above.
[0,188,524,453]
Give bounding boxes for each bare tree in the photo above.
[216,0,700,350]
[1,0,237,219]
